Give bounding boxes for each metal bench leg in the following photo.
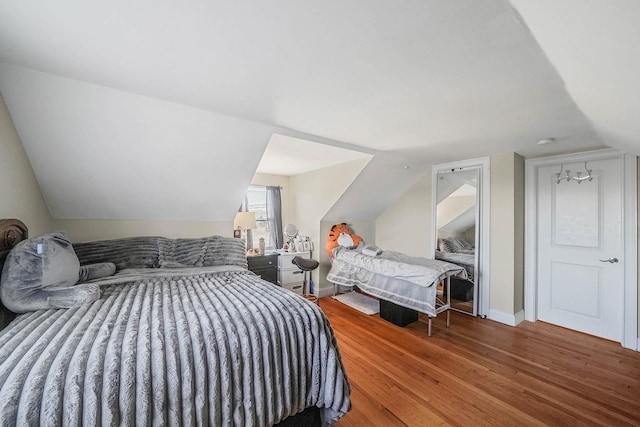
[446,276,451,328]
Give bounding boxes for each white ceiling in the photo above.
[257,134,372,176]
[0,1,638,222]
[510,0,640,155]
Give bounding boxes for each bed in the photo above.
[434,252,474,280]
[326,245,467,335]
[0,219,350,426]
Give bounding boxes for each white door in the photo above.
[537,156,623,341]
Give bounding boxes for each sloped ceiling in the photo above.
[256,134,372,177]
[0,1,638,222]
[510,0,640,156]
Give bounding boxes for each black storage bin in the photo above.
[380,299,418,327]
[448,277,474,302]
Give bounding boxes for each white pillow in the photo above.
[337,232,355,248]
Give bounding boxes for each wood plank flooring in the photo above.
[318,296,640,426]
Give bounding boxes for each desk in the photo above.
[277,251,310,296]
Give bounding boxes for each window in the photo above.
[242,185,282,250]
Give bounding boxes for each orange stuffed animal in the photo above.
[326,223,363,258]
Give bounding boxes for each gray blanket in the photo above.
[435,250,475,282]
[0,267,350,426]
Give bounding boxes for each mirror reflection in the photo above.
[435,168,479,315]
[284,224,299,250]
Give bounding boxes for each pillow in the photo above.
[0,231,100,313]
[337,232,355,248]
[78,262,116,282]
[73,236,163,270]
[439,238,457,253]
[439,237,473,253]
[450,236,473,251]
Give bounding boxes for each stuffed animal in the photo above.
[0,231,114,313]
[326,223,363,258]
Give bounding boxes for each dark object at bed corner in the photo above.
[274,406,321,427]
[0,218,28,270]
[447,277,474,302]
[0,301,16,330]
[380,299,418,327]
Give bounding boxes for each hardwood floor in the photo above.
[318,296,640,426]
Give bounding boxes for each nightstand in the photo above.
[277,251,310,296]
[247,253,278,285]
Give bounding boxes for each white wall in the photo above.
[1,89,250,243]
[290,157,371,292]
[376,171,433,257]
[514,154,525,312]
[54,173,287,243]
[53,219,232,242]
[0,93,53,236]
[489,153,525,317]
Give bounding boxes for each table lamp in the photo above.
[234,212,256,248]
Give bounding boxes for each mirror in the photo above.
[284,224,298,239]
[284,224,298,250]
[435,167,479,315]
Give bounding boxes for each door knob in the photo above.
[599,257,619,263]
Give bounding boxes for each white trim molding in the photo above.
[525,149,638,351]
[489,309,525,327]
[623,154,638,350]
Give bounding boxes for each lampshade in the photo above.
[234,212,257,230]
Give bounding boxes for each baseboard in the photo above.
[489,309,525,327]
[514,309,525,326]
[317,284,354,299]
[624,337,640,352]
[317,286,335,299]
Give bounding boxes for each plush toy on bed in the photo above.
[326,223,363,258]
[0,231,116,313]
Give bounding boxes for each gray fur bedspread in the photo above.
[0,267,350,426]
